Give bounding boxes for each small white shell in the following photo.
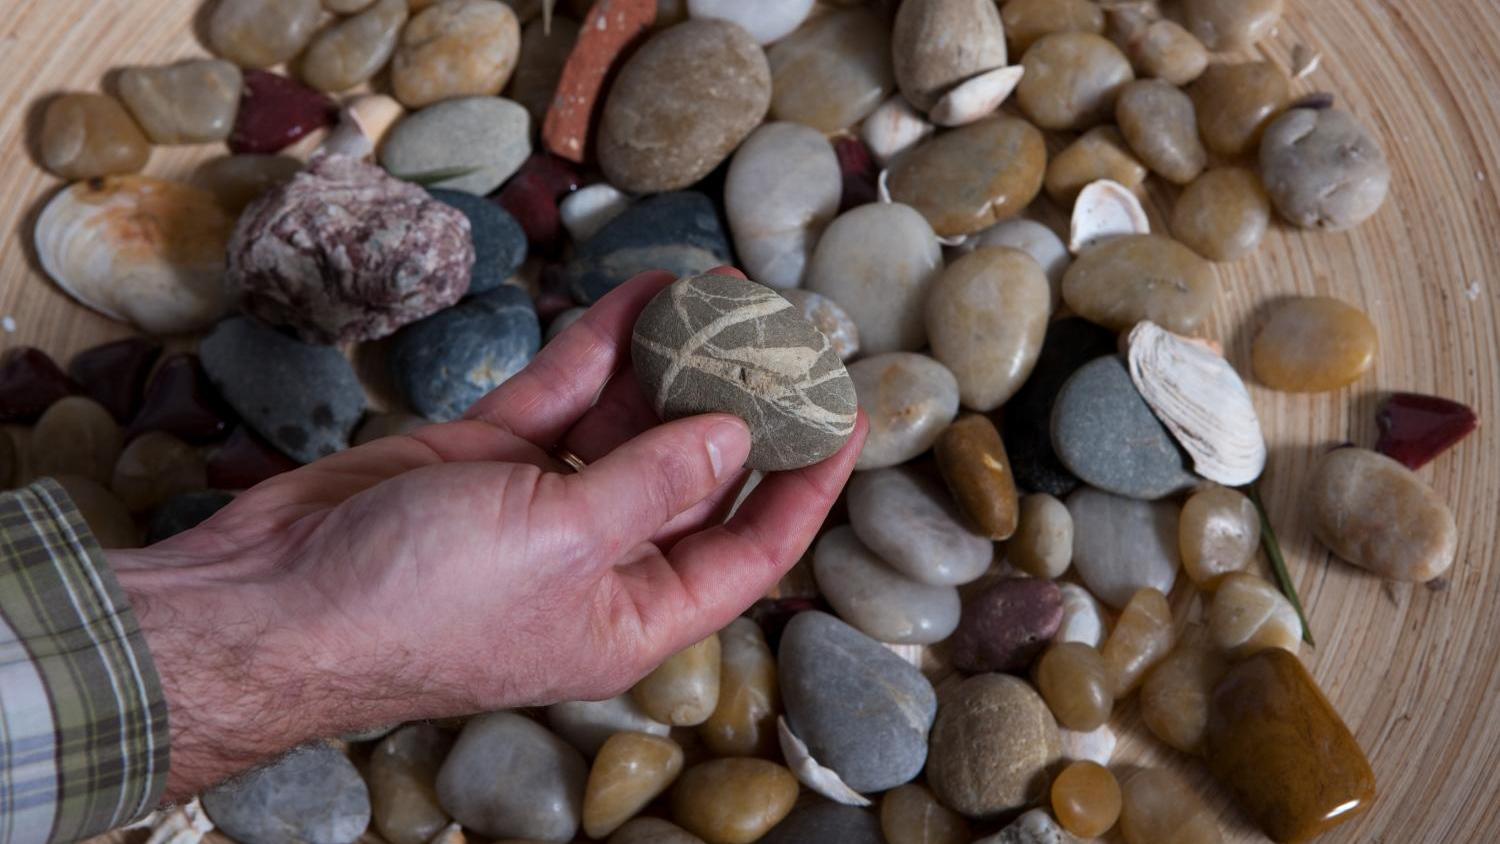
[428,822,467,844]
[859,95,934,165]
[125,796,214,844]
[1057,582,1108,647]
[319,94,404,159]
[1060,724,1118,765]
[560,182,632,242]
[1127,321,1267,486]
[777,716,872,807]
[1291,44,1321,79]
[929,65,1025,127]
[1069,179,1150,254]
[36,176,234,335]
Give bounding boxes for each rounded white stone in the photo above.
[725,122,841,289]
[970,218,1069,310]
[812,526,961,645]
[847,352,959,470]
[688,0,815,44]
[559,183,631,243]
[806,203,943,354]
[1066,487,1181,610]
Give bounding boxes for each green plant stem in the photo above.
[1249,484,1316,646]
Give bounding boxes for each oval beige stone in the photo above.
[767,8,893,133]
[888,115,1046,238]
[892,0,1008,111]
[927,674,1062,818]
[1116,79,1205,185]
[1250,296,1377,392]
[698,617,779,758]
[392,0,521,107]
[1061,234,1218,334]
[1017,32,1133,131]
[925,247,1050,410]
[631,634,722,726]
[299,0,409,92]
[599,19,771,193]
[1307,447,1458,582]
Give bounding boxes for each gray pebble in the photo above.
[390,285,540,422]
[1051,356,1196,499]
[202,743,370,844]
[435,711,586,841]
[565,191,731,304]
[544,694,670,757]
[1066,486,1180,610]
[380,96,531,195]
[761,800,885,844]
[429,189,526,295]
[846,466,993,585]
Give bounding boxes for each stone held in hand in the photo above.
[631,273,858,472]
[436,711,587,841]
[202,742,370,844]
[566,191,731,304]
[1307,447,1458,582]
[846,466,993,586]
[68,338,162,424]
[390,285,540,422]
[1375,392,1478,470]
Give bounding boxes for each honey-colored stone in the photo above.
[583,732,685,838]
[767,8,893,133]
[1307,447,1458,582]
[880,784,970,844]
[1051,760,1121,838]
[1209,572,1300,657]
[1251,296,1377,392]
[1062,234,1218,335]
[934,414,1019,541]
[1190,61,1289,157]
[631,634,721,726]
[392,0,521,107]
[370,724,453,844]
[1139,631,1228,754]
[1119,768,1223,844]
[300,0,409,92]
[31,397,121,487]
[610,818,705,844]
[40,94,150,180]
[1183,0,1283,51]
[111,432,207,514]
[1206,649,1376,842]
[1171,167,1270,262]
[1178,484,1259,589]
[1101,587,1173,697]
[1112,12,1207,86]
[119,59,242,144]
[1010,493,1072,578]
[1116,79,1205,185]
[1003,0,1103,55]
[699,617,779,758]
[927,674,1062,818]
[52,475,139,548]
[1035,641,1113,732]
[210,0,322,68]
[670,758,798,844]
[1017,32,1134,131]
[1044,125,1147,205]
[889,116,1046,238]
[925,248,1050,408]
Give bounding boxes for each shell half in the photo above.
[1069,179,1150,254]
[777,716,872,807]
[929,65,1025,127]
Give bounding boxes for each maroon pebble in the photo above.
[207,425,302,490]
[495,154,583,253]
[950,577,1064,673]
[228,70,337,155]
[0,347,77,423]
[127,354,234,444]
[68,338,162,424]
[1375,392,1478,470]
[834,135,879,211]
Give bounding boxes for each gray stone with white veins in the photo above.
[202,742,370,844]
[632,273,858,472]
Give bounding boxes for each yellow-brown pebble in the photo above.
[698,617,779,758]
[40,94,150,180]
[1206,648,1376,842]
[1119,768,1223,844]
[1018,32,1135,131]
[1002,0,1104,55]
[1190,61,1289,157]
[1251,296,1377,392]
[1045,125,1147,205]
[1062,234,1218,335]
[1051,760,1121,837]
[879,783,971,844]
[582,732,685,838]
[1139,632,1229,754]
[1178,484,1260,588]
[1101,587,1174,697]
[1172,167,1271,262]
[670,758,798,844]
[392,0,521,107]
[1306,447,1458,582]
[888,115,1046,238]
[1208,572,1301,657]
[1035,641,1113,731]
[934,414,1019,540]
[631,634,722,726]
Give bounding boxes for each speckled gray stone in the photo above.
[200,316,366,462]
[202,743,370,844]
[761,800,885,844]
[389,285,540,422]
[435,711,586,841]
[632,274,857,472]
[778,611,936,793]
[379,96,531,195]
[1050,356,1197,499]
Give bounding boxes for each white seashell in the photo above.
[1069,178,1150,254]
[1056,582,1109,647]
[560,182,632,242]
[777,716,872,806]
[319,94,404,159]
[1127,321,1267,486]
[1291,44,1321,79]
[928,65,1025,127]
[859,95,935,165]
[36,176,234,335]
[124,797,214,844]
[428,822,466,844]
[1059,724,1117,765]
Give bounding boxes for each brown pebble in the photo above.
[1017,32,1134,131]
[1171,167,1270,262]
[880,783,971,844]
[670,758,798,844]
[1189,61,1289,157]
[1250,296,1377,392]
[935,414,1018,540]
[1045,125,1147,205]
[1062,234,1218,335]
[40,94,150,180]
[31,396,121,487]
[888,115,1045,238]
[111,431,207,514]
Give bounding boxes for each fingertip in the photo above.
[702,414,752,481]
[706,265,747,280]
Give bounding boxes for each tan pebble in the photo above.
[767,8,893,133]
[1116,79,1205,185]
[631,634,721,726]
[888,115,1046,238]
[892,0,1008,112]
[698,617,779,758]
[670,758,798,844]
[1035,641,1113,732]
[40,94,150,180]
[924,248,1050,409]
[1171,167,1270,261]
[111,432,206,514]
[1045,125,1147,205]
[1190,61,1289,157]
[1139,630,1228,754]
[392,0,521,107]
[926,673,1061,817]
[1101,587,1174,697]
[53,475,139,549]
[210,0,322,69]
[583,732,685,838]
[1251,296,1377,392]
[1003,0,1104,55]
[1307,447,1458,582]
[1178,485,1259,589]
[1110,10,1208,86]
[935,414,1020,540]
[1182,0,1283,51]
[119,60,242,144]
[1062,234,1218,335]
[1010,493,1072,578]
[300,0,409,92]
[880,783,970,844]
[30,397,121,487]
[1017,32,1134,131]
[1208,572,1301,657]
[1119,768,1223,844]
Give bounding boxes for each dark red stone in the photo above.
[206,425,302,490]
[834,135,879,212]
[229,70,338,155]
[0,347,77,423]
[494,155,583,253]
[1375,392,1478,470]
[950,578,1063,674]
[68,338,162,424]
[748,596,829,653]
[127,354,235,444]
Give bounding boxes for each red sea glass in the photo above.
[229,70,337,155]
[1374,392,1477,470]
[0,347,77,422]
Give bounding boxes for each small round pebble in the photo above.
[1171,167,1271,261]
[1003,0,1104,54]
[380,96,532,195]
[1259,108,1391,231]
[1189,61,1289,157]
[970,219,1070,310]
[1017,32,1134,131]
[566,191,731,304]
[391,285,540,422]
[299,0,409,92]
[1115,79,1206,185]
[1111,12,1208,86]
[31,396,120,486]
[767,8,894,134]
[203,743,370,844]
[1011,493,1073,578]
[1251,296,1377,392]
[435,712,587,841]
[1307,447,1457,582]
[687,0,813,45]
[847,353,959,470]
[934,413,1020,541]
[880,784,971,844]
[1183,0,1283,50]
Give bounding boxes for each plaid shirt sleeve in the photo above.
[0,479,169,844]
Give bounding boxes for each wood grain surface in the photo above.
[2,1,1497,842]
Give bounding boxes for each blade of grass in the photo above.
[1249,484,1315,646]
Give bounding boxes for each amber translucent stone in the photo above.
[1190,61,1289,157]
[1051,760,1121,837]
[1206,649,1376,842]
[935,413,1019,540]
[698,618,779,758]
[1139,631,1228,754]
[670,758,798,844]
[632,634,722,726]
[1119,768,1223,844]
[879,783,970,844]
[1171,167,1271,262]
[1178,484,1259,589]
[1045,125,1147,205]
[582,732,685,838]
[1002,0,1104,55]
[1251,296,1377,392]
[1208,572,1300,657]
[1101,587,1173,697]
[1035,642,1113,731]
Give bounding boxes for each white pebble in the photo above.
[970,218,1069,311]
[559,183,631,243]
[1059,723,1117,765]
[687,0,814,44]
[859,95,935,165]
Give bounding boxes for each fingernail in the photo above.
[707,419,750,479]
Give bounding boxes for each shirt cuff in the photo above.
[0,479,170,844]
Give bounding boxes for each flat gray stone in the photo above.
[380,96,531,195]
[435,711,586,841]
[1066,486,1180,610]
[632,273,858,472]
[846,466,992,585]
[812,525,961,644]
[1050,356,1197,499]
[202,743,370,844]
[761,800,884,844]
[778,611,936,793]
[389,285,539,422]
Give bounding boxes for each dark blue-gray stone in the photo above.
[565,191,731,304]
[762,801,884,844]
[1050,355,1197,500]
[389,285,540,422]
[200,317,366,463]
[146,490,234,543]
[429,189,526,295]
[202,742,370,844]
[778,611,935,793]
[1002,317,1117,497]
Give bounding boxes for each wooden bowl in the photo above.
[3,1,1497,842]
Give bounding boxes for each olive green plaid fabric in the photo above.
[0,479,169,844]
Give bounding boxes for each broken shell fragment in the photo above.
[860,95,935,166]
[318,94,404,158]
[1069,179,1149,254]
[929,65,1025,127]
[777,716,872,807]
[1127,321,1266,486]
[124,796,215,844]
[36,176,234,335]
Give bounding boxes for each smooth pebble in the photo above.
[1067,487,1180,610]
[847,353,959,470]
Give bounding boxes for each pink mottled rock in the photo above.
[228,155,475,344]
[543,0,656,163]
[228,70,338,154]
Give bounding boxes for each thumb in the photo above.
[551,414,752,561]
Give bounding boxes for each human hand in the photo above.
[110,269,866,800]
